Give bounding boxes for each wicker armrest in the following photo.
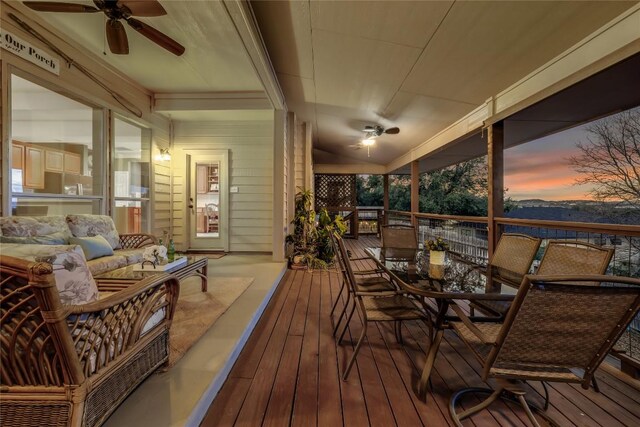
[119,233,158,249]
[66,273,180,377]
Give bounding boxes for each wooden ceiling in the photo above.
[252,0,638,167]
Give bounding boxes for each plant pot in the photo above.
[429,250,446,279]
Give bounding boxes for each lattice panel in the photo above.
[314,174,356,209]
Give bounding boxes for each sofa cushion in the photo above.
[66,215,120,250]
[0,216,72,241]
[0,231,69,245]
[0,243,99,305]
[70,235,114,260]
[86,248,145,276]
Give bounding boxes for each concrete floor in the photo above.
[103,254,287,427]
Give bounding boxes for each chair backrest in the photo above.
[381,225,418,249]
[0,255,84,387]
[490,233,541,284]
[335,236,359,294]
[485,274,640,388]
[537,240,614,276]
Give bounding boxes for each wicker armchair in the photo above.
[448,274,640,427]
[0,255,179,427]
[470,233,541,317]
[335,237,428,380]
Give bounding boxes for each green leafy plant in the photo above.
[285,189,346,269]
[425,237,448,251]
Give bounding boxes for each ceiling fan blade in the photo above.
[106,19,129,55]
[119,0,166,17]
[348,144,363,150]
[384,127,400,135]
[23,1,100,13]
[126,17,185,56]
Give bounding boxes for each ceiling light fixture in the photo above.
[361,136,376,157]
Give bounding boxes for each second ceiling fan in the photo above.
[23,0,185,56]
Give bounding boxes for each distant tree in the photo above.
[389,175,411,211]
[355,158,515,216]
[356,175,384,206]
[420,157,515,216]
[569,108,640,209]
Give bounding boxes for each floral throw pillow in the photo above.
[0,243,99,306]
[66,215,120,250]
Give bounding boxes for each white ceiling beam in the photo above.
[153,92,271,111]
[222,0,286,111]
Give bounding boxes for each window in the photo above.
[112,117,151,233]
[10,74,104,216]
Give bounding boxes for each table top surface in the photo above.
[94,255,207,281]
[364,247,518,300]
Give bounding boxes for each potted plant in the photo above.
[426,237,448,279]
[316,208,347,265]
[285,189,347,270]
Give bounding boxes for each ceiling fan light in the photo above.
[362,138,376,146]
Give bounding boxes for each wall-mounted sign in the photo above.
[1,28,60,75]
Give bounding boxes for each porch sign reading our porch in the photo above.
[1,28,60,75]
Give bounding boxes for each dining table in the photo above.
[364,246,520,398]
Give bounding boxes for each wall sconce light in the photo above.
[155,148,171,161]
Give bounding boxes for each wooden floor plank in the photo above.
[204,237,640,427]
[201,377,252,427]
[291,271,321,427]
[234,270,304,425]
[230,270,297,379]
[262,335,304,427]
[317,270,345,427]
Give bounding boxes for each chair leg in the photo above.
[330,279,346,318]
[449,387,503,426]
[591,376,600,393]
[395,321,404,344]
[343,324,368,380]
[337,302,357,345]
[449,382,559,427]
[515,394,543,427]
[332,291,351,337]
[541,381,550,411]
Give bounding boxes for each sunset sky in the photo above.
[504,124,595,201]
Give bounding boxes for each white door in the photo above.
[188,153,228,251]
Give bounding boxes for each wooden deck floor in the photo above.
[202,236,640,426]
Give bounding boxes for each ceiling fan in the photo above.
[349,124,400,157]
[361,125,400,137]
[22,0,185,56]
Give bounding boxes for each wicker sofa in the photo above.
[0,215,158,276]
[0,255,180,427]
[0,215,178,426]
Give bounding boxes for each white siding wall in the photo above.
[151,124,172,239]
[172,120,274,252]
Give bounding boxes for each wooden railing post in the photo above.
[487,121,505,259]
[411,160,420,227]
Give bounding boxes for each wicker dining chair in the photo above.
[448,274,640,427]
[335,237,429,380]
[381,224,418,247]
[536,240,614,277]
[470,233,541,317]
[329,233,398,339]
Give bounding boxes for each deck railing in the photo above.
[383,209,640,368]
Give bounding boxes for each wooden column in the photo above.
[383,174,390,220]
[487,122,505,258]
[411,160,420,225]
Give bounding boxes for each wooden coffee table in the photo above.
[95,255,209,292]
